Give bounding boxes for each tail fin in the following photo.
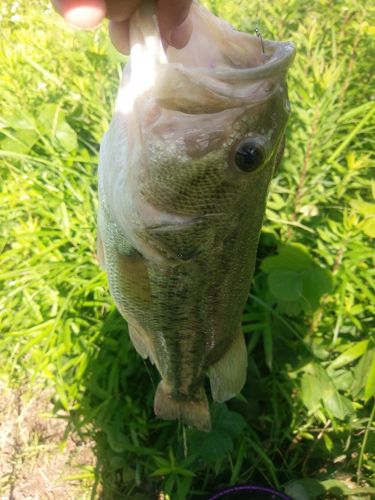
[154,381,211,432]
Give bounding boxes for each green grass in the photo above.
[0,0,374,498]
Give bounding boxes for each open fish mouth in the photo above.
[194,40,296,81]
[153,6,296,114]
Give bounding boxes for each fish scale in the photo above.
[98,1,295,430]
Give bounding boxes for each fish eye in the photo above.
[233,138,266,173]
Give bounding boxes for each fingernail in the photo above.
[64,0,106,29]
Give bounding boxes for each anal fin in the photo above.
[154,381,211,432]
[128,322,155,364]
[208,328,248,403]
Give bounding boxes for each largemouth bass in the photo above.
[98,1,295,431]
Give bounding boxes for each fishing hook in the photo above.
[255,4,265,54]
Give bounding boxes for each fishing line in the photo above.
[255,1,265,53]
[176,421,189,458]
[182,424,188,458]
[142,358,156,392]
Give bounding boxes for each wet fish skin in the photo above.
[98,2,295,431]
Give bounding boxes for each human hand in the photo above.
[51,0,193,53]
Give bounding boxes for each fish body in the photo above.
[98,1,295,431]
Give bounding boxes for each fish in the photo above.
[97,1,295,431]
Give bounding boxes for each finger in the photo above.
[109,19,130,54]
[157,0,193,48]
[51,0,106,29]
[105,0,141,22]
[169,15,193,49]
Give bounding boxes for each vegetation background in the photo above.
[0,0,374,498]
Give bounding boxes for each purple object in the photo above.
[209,485,292,500]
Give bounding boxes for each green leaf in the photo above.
[320,479,375,496]
[365,357,375,401]
[351,349,375,399]
[2,113,37,130]
[286,478,375,499]
[277,299,302,316]
[285,479,325,499]
[350,199,375,216]
[261,244,313,273]
[176,476,193,499]
[38,103,77,151]
[307,363,332,395]
[302,364,353,419]
[268,270,303,301]
[362,217,375,238]
[330,340,369,370]
[212,403,246,438]
[301,266,333,311]
[262,244,332,313]
[324,393,353,420]
[332,369,354,391]
[105,426,131,453]
[55,119,78,151]
[173,467,195,478]
[0,129,39,153]
[37,103,61,133]
[301,372,322,413]
[151,467,173,477]
[323,433,333,452]
[188,404,246,462]
[189,427,233,461]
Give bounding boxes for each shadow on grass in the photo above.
[68,308,168,499]
[65,308,314,499]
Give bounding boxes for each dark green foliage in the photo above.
[188,404,246,462]
[261,244,333,314]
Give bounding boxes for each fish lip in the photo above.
[145,213,224,231]
[226,40,296,81]
[176,41,296,82]
[155,41,295,113]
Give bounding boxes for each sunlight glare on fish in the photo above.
[116,40,157,115]
[116,11,166,117]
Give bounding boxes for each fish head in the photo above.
[136,57,294,260]
[100,4,295,262]
[140,73,291,223]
